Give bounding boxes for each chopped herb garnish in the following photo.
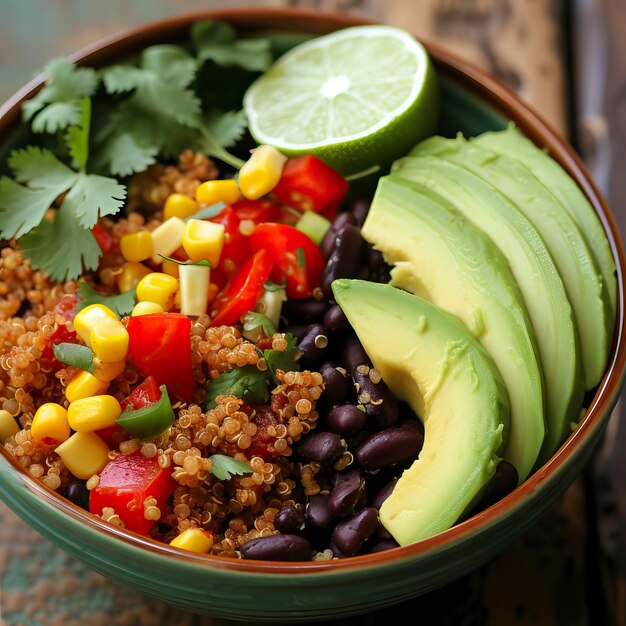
[52,342,95,373]
[159,254,211,267]
[75,281,136,316]
[205,366,271,410]
[264,333,300,382]
[208,453,252,481]
[296,247,306,268]
[184,201,227,221]
[242,311,276,338]
[263,279,286,293]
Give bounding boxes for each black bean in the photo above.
[331,507,380,556]
[321,224,365,299]
[327,404,368,436]
[240,534,311,561]
[355,421,424,470]
[365,245,392,283]
[352,364,399,429]
[328,469,367,517]
[297,323,329,370]
[364,538,399,554]
[351,199,370,228]
[341,336,371,372]
[63,480,89,509]
[296,431,347,464]
[306,494,334,531]
[282,298,329,324]
[282,324,310,341]
[370,477,398,509]
[472,461,519,513]
[323,304,350,335]
[319,363,351,408]
[320,212,356,259]
[274,505,310,538]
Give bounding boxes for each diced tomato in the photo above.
[89,452,176,535]
[231,198,281,224]
[210,249,273,326]
[94,424,126,448]
[209,206,251,277]
[126,313,194,403]
[91,224,114,254]
[249,223,325,299]
[53,293,80,321]
[248,405,282,460]
[120,375,162,411]
[41,324,78,372]
[271,155,349,218]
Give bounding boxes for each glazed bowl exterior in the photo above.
[0,8,624,622]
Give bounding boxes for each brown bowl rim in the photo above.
[1,6,625,576]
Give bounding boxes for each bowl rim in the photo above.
[1,5,625,576]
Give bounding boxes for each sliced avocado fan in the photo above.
[411,135,609,392]
[362,175,544,482]
[390,153,582,462]
[332,279,508,546]
[473,124,616,332]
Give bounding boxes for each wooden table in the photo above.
[0,1,621,624]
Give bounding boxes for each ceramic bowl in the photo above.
[0,8,624,622]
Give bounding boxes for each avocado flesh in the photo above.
[411,135,608,391]
[391,154,582,461]
[473,124,616,329]
[362,176,544,481]
[332,279,508,545]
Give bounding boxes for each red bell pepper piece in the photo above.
[209,206,251,277]
[231,198,281,224]
[210,249,273,326]
[126,313,194,403]
[91,223,114,254]
[89,451,176,535]
[271,155,349,218]
[120,375,162,411]
[249,223,325,299]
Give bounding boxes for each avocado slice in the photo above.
[391,153,582,461]
[332,279,508,545]
[473,124,616,330]
[411,135,609,391]
[362,175,544,481]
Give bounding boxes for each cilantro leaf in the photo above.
[205,366,270,410]
[52,343,95,373]
[203,109,248,148]
[242,311,276,339]
[65,98,91,171]
[264,333,300,382]
[22,58,98,133]
[19,205,102,281]
[62,173,126,229]
[192,20,273,72]
[208,454,251,481]
[194,119,245,169]
[75,281,136,316]
[0,147,77,239]
[92,132,158,178]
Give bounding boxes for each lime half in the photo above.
[243,25,439,176]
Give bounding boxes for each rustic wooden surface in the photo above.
[0,1,609,625]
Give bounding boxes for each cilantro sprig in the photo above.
[75,281,136,317]
[208,454,251,481]
[52,342,96,373]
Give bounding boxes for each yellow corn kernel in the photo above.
[136,272,179,311]
[117,262,152,294]
[163,193,199,220]
[55,432,110,480]
[169,528,214,554]
[238,145,287,200]
[182,219,225,265]
[161,257,180,278]
[195,179,240,207]
[90,317,129,363]
[30,403,70,447]
[150,217,186,265]
[131,301,165,316]
[66,370,110,403]
[0,409,20,443]
[120,230,153,263]
[73,304,118,347]
[93,358,126,382]
[67,395,122,433]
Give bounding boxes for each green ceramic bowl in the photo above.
[0,8,625,622]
